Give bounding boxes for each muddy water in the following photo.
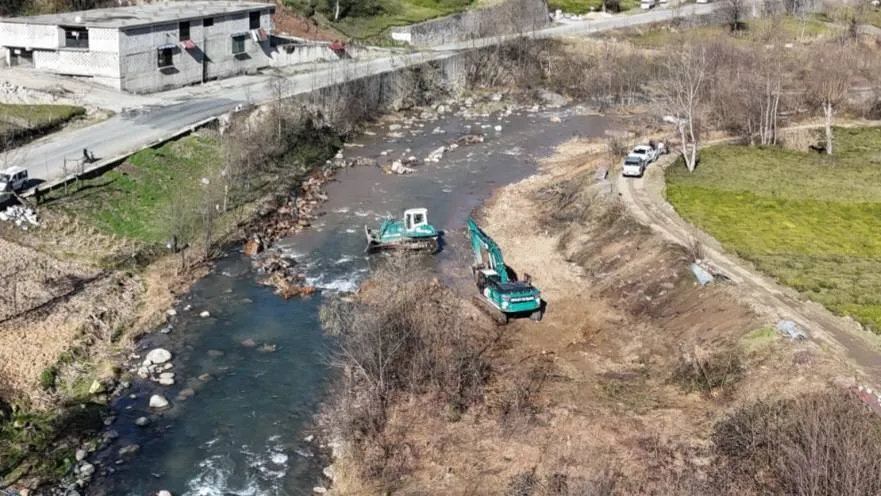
[94,104,622,496]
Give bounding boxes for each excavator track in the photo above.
[472,295,508,325]
[366,237,438,254]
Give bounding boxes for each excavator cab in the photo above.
[404,208,429,232]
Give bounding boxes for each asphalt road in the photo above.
[15,2,719,187]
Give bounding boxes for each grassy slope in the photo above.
[666,127,881,331]
[44,135,224,244]
[285,0,477,40]
[0,104,86,144]
[548,0,638,14]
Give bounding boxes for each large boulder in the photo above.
[145,348,172,365]
[149,394,170,410]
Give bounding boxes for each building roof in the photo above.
[0,1,275,30]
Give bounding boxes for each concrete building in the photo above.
[0,1,277,93]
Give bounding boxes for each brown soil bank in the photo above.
[325,138,881,495]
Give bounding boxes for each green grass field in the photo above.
[285,0,478,40]
[548,0,638,14]
[44,135,227,244]
[666,127,881,332]
[0,103,85,147]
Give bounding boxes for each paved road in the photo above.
[15,3,719,187]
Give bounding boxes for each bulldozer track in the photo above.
[617,156,881,390]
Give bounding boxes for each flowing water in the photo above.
[92,104,623,496]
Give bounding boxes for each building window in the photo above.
[249,11,261,29]
[62,27,89,49]
[179,21,190,41]
[203,17,214,27]
[231,35,246,54]
[157,47,174,68]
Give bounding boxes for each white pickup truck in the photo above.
[622,154,647,178]
[629,145,658,164]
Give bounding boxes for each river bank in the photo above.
[318,130,875,494]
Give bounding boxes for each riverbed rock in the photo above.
[387,160,415,175]
[388,124,402,131]
[88,380,105,395]
[118,444,140,458]
[179,387,196,398]
[538,89,568,108]
[75,448,87,462]
[323,465,336,481]
[313,487,327,494]
[166,309,177,317]
[257,343,277,353]
[549,115,562,123]
[145,348,172,365]
[198,373,212,381]
[157,491,173,496]
[79,462,95,477]
[425,146,446,163]
[135,416,151,427]
[149,394,170,410]
[243,236,263,257]
[453,134,484,146]
[199,311,211,318]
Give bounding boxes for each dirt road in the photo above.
[617,155,881,388]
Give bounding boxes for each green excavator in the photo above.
[467,217,543,324]
[365,208,440,253]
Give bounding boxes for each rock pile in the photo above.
[136,348,176,386]
[0,205,39,229]
[252,250,316,299]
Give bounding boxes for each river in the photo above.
[91,102,622,496]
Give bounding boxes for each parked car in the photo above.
[630,145,658,163]
[622,155,647,178]
[0,166,28,193]
[640,0,656,8]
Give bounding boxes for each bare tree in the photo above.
[665,45,708,172]
[805,45,854,155]
[723,0,748,32]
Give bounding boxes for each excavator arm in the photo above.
[466,217,509,284]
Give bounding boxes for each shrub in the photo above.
[713,390,881,495]
[672,349,742,396]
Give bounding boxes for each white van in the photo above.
[0,166,29,192]
[640,0,656,9]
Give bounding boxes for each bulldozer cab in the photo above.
[404,208,429,231]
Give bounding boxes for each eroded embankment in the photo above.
[321,137,881,495]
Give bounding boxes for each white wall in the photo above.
[88,27,119,52]
[269,44,335,67]
[0,23,59,49]
[33,49,119,77]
